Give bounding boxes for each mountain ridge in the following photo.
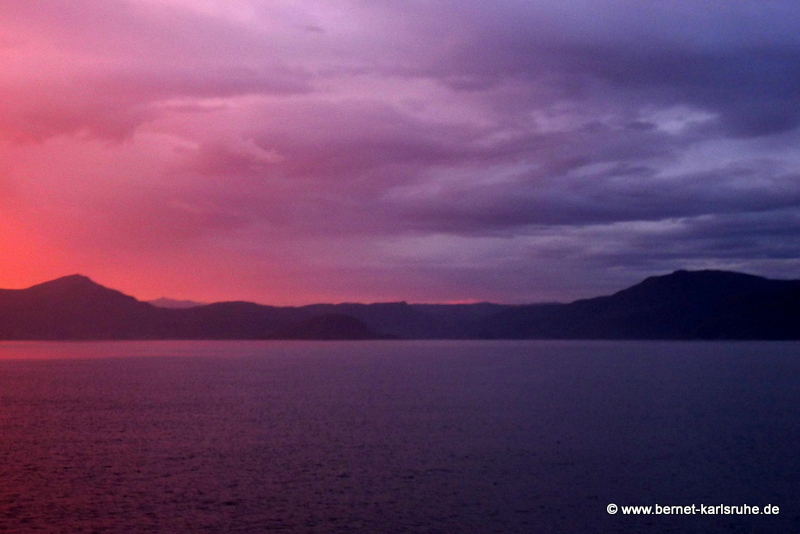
[480,269,800,339]
[0,270,797,340]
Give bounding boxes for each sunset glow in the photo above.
[2,0,799,304]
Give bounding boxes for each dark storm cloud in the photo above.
[388,164,800,233]
[561,45,800,137]
[402,2,799,140]
[559,208,800,292]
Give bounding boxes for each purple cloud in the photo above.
[0,0,799,303]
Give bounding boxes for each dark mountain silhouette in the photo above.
[0,275,383,340]
[0,275,159,339]
[148,298,205,309]
[168,301,308,339]
[272,314,397,340]
[0,270,797,340]
[300,302,496,339]
[480,270,800,340]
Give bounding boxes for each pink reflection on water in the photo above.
[0,340,308,360]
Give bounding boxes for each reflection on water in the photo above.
[0,340,798,533]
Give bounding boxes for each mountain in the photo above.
[148,298,206,309]
[297,302,510,338]
[480,270,800,340]
[0,270,797,340]
[0,275,159,339]
[0,275,384,340]
[271,314,397,340]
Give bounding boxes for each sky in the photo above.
[1,0,800,305]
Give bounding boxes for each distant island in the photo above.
[0,270,797,340]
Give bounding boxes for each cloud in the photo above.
[0,0,799,302]
[0,0,312,140]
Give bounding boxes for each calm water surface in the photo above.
[0,340,798,533]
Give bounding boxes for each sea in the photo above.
[0,340,797,533]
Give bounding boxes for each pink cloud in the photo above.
[0,0,798,304]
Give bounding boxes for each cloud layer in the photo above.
[1,0,799,303]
